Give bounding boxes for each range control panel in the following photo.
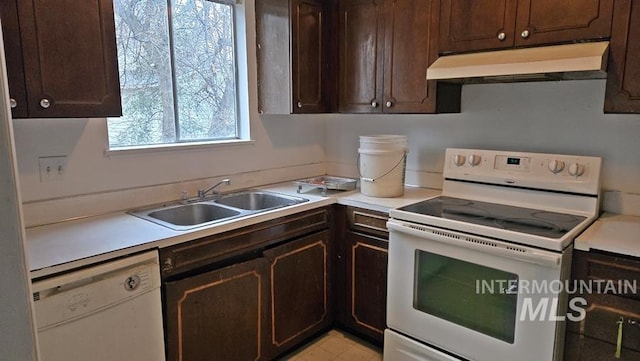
[444,148,602,195]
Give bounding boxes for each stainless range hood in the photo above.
[427,41,609,83]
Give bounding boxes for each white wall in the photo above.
[12,114,326,202]
[326,80,640,195]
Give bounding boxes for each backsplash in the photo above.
[22,163,324,227]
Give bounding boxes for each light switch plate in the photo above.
[38,156,67,182]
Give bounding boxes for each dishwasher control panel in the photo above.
[32,251,161,330]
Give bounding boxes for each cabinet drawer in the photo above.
[160,207,330,278]
[347,207,389,238]
[572,251,640,301]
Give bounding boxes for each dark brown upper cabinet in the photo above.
[439,0,614,54]
[0,1,28,118]
[604,0,640,113]
[338,0,460,114]
[1,0,122,118]
[256,0,337,114]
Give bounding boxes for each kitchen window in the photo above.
[107,0,247,149]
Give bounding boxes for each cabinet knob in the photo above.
[521,29,530,39]
[497,32,506,41]
[371,100,378,108]
[385,101,392,108]
[9,98,17,108]
[297,101,303,108]
[162,257,173,272]
[40,98,51,109]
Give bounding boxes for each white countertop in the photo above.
[336,186,440,213]
[26,183,439,279]
[575,212,640,258]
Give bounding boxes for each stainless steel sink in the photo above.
[214,191,307,211]
[129,190,308,230]
[130,203,243,231]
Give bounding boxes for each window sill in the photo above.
[104,139,255,156]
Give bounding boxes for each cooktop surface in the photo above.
[397,196,587,239]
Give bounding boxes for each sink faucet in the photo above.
[197,178,231,199]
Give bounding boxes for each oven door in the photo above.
[386,219,571,361]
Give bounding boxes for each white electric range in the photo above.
[385,148,602,361]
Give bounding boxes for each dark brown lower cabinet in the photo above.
[334,206,389,346]
[164,257,270,361]
[344,231,388,345]
[265,230,332,358]
[164,231,332,361]
[565,250,640,360]
[565,332,640,360]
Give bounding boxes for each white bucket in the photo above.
[358,135,407,197]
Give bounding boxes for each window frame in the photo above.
[106,0,250,152]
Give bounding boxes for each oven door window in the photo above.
[414,250,518,343]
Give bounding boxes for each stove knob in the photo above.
[548,160,565,174]
[468,154,482,166]
[568,163,585,177]
[453,154,466,166]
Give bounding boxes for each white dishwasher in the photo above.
[32,250,166,361]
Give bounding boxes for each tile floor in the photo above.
[282,329,383,361]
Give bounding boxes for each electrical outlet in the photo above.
[38,156,67,182]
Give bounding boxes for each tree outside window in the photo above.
[108,0,239,148]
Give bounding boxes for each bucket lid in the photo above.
[360,135,407,144]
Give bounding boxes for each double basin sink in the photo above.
[129,190,308,231]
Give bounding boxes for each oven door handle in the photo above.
[387,220,562,268]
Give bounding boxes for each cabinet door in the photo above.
[382,0,437,113]
[439,0,518,53]
[565,332,640,361]
[345,231,388,345]
[339,0,385,113]
[16,0,121,118]
[0,0,28,118]
[164,257,270,361]
[292,0,325,113]
[256,0,336,114]
[256,0,291,114]
[264,231,331,358]
[604,0,640,113]
[565,250,640,359]
[514,0,613,47]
